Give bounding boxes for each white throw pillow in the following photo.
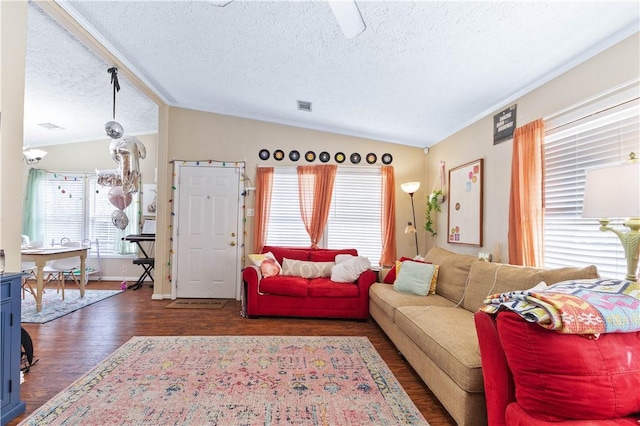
[281,258,335,278]
[331,256,371,283]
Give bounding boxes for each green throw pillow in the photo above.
[393,261,437,296]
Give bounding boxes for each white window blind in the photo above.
[37,173,138,255]
[265,167,382,265]
[543,88,640,279]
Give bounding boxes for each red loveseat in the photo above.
[474,310,640,425]
[242,246,376,320]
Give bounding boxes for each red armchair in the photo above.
[474,311,640,425]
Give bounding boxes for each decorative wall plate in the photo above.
[289,150,300,161]
[274,150,285,161]
[366,153,377,164]
[350,153,361,164]
[305,151,316,162]
[259,149,270,160]
[335,152,345,163]
[381,153,393,164]
[319,151,330,163]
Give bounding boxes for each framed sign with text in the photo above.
[493,105,516,144]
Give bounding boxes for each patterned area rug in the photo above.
[165,299,229,309]
[21,289,124,324]
[19,336,429,425]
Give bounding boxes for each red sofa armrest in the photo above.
[356,269,377,291]
[474,311,515,426]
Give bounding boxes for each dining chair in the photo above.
[43,241,84,300]
[21,240,42,300]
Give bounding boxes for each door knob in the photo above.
[230,241,236,246]
[231,232,236,237]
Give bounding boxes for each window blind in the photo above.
[544,89,640,279]
[37,172,138,256]
[265,167,382,265]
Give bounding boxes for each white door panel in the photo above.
[176,165,239,298]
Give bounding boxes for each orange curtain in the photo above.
[379,166,397,266]
[253,167,274,253]
[508,119,545,266]
[297,165,337,248]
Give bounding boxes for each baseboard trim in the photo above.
[151,293,171,300]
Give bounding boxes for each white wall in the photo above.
[425,32,640,262]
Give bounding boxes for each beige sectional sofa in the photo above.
[369,247,599,426]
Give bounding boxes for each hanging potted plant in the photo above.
[424,161,446,236]
[425,190,443,236]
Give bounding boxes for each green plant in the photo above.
[425,190,443,236]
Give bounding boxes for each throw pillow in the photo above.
[248,252,282,278]
[383,256,432,284]
[393,261,438,296]
[331,256,372,283]
[281,258,335,278]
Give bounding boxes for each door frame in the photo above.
[170,160,246,300]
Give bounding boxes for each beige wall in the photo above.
[163,107,427,290]
[22,134,158,280]
[425,32,640,262]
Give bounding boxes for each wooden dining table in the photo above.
[21,246,89,312]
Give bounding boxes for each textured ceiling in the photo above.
[24,1,639,148]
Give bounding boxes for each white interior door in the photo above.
[175,165,240,298]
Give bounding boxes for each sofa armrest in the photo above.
[474,311,515,426]
[242,265,262,292]
[356,269,377,291]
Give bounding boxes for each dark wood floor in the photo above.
[11,281,455,425]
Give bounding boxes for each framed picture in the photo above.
[142,184,157,217]
[447,159,483,246]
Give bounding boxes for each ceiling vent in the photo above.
[38,122,65,130]
[297,100,312,112]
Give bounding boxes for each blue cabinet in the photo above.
[1,273,26,426]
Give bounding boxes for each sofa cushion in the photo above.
[281,258,334,278]
[393,261,439,296]
[395,305,484,393]
[262,246,310,264]
[309,248,358,262]
[463,261,600,312]
[424,247,476,304]
[497,311,640,421]
[369,283,455,323]
[258,276,309,297]
[308,278,359,298]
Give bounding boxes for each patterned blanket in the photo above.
[481,278,640,335]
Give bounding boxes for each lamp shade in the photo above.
[582,162,640,219]
[401,181,420,194]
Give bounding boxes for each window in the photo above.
[32,172,138,256]
[543,85,639,279]
[265,167,382,265]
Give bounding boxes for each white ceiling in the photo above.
[24,1,639,149]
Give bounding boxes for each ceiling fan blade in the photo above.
[328,1,366,39]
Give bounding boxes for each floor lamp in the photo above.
[582,156,640,282]
[401,182,420,256]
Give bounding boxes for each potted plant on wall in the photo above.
[424,161,446,236]
[425,190,444,236]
